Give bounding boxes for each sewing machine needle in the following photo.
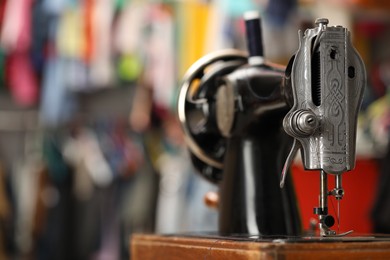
[337,199,340,233]
[335,174,343,233]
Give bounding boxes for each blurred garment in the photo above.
[144,5,175,110]
[0,0,38,106]
[10,158,43,256]
[37,126,157,259]
[155,151,190,233]
[40,57,78,126]
[89,0,114,88]
[155,144,218,234]
[265,0,297,27]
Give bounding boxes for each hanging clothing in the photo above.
[0,0,39,106]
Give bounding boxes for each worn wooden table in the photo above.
[131,233,390,259]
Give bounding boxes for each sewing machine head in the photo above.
[178,13,365,237]
[282,18,366,236]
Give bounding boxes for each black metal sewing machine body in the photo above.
[178,14,365,237]
[178,56,301,235]
[217,63,301,235]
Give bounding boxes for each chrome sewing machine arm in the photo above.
[281,19,366,236]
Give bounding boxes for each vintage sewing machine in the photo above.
[131,12,390,259]
[177,13,365,237]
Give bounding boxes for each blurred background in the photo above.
[0,0,390,259]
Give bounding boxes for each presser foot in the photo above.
[317,214,336,236]
[320,226,336,237]
[316,217,354,237]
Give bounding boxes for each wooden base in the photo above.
[131,234,390,259]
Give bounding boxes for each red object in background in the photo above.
[355,21,386,39]
[83,0,95,63]
[6,52,38,107]
[291,159,380,234]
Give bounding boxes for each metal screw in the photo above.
[315,18,329,26]
[293,110,319,136]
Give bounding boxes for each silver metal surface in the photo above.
[283,19,366,174]
[282,18,366,237]
[320,170,328,212]
[333,175,344,199]
[285,109,319,137]
[216,84,235,137]
[280,139,300,188]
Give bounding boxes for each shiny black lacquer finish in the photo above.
[218,64,301,236]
